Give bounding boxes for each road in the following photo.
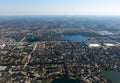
[11,36,26,51]
[23,42,37,69]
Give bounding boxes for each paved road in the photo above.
[23,42,37,69]
[11,37,26,51]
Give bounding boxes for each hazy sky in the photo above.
[0,0,120,15]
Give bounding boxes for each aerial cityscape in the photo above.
[0,0,120,83]
[0,16,120,83]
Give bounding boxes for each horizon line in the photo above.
[0,14,120,17]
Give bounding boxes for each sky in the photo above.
[0,0,120,15]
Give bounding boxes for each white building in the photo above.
[104,43,114,47]
[0,44,6,48]
[89,44,100,47]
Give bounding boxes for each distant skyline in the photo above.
[0,0,120,16]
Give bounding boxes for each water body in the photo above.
[61,35,89,41]
[51,78,80,83]
[103,70,120,83]
[27,37,40,42]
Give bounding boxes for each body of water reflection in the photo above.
[51,78,80,83]
[104,70,120,83]
[61,35,89,41]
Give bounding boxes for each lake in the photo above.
[103,70,120,83]
[27,37,40,42]
[51,78,80,83]
[61,35,89,41]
